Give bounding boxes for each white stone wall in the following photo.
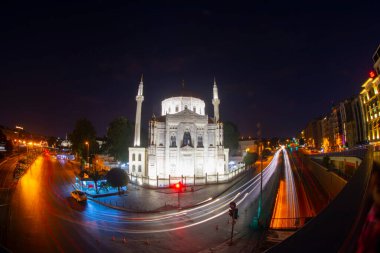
[137,93,231,180]
[128,147,147,177]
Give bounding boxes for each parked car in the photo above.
[71,190,87,202]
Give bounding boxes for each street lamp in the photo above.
[85,141,89,166]
[251,134,264,230]
[259,142,263,219]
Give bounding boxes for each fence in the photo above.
[128,165,247,188]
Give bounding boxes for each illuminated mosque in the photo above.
[129,77,229,180]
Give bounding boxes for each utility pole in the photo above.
[257,123,263,220]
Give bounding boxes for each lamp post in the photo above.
[259,142,263,219]
[257,123,263,220]
[85,141,89,166]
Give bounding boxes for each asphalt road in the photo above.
[4,151,283,253]
[0,155,22,245]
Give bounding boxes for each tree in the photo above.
[223,121,240,156]
[105,117,134,162]
[244,152,258,168]
[85,168,106,194]
[262,148,271,158]
[69,118,97,161]
[47,136,57,148]
[106,168,129,194]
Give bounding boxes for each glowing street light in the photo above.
[85,141,89,165]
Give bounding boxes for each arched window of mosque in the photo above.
[183,131,192,147]
[132,165,136,172]
[197,135,203,147]
[175,106,179,112]
[132,153,135,161]
[184,105,187,110]
[170,135,176,147]
[138,154,141,161]
[138,165,142,172]
[193,106,196,112]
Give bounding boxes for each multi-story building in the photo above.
[339,98,359,148]
[303,118,323,149]
[350,96,367,144]
[360,71,380,142]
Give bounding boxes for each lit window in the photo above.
[182,131,192,147]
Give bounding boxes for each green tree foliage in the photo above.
[69,118,97,160]
[244,152,258,168]
[223,121,240,155]
[106,117,134,162]
[106,168,129,193]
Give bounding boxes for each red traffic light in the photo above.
[173,181,183,190]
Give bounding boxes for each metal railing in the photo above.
[128,165,247,188]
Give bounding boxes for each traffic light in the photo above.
[229,201,238,219]
[173,181,183,191]
[234,208,239,219]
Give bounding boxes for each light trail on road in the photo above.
[270,149,300,229]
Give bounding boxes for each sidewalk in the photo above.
[91,169,250,213]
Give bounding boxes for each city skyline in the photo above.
[1,1,380,138]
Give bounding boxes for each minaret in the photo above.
[212,77,220,122]
[134,75,144,146]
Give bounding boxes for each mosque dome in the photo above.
[161,96,205,116]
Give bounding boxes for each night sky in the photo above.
[1,1,379,138]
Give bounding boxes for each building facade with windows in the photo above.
[360,72,380,142]
[129,78,229,180]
